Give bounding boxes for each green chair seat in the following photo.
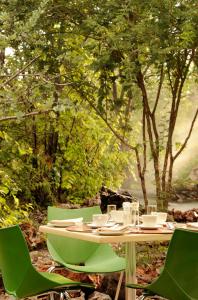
[47,206,125,274]
[61,243,125,273]
[126,228,198,300]
[0,225,93,299]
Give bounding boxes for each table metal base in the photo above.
[125,241,136,300]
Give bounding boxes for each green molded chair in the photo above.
[0,225,93,299]
[127,228,198,300]
[47,206,125,299]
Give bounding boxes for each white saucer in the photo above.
[139,224,162,230]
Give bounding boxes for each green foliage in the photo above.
[48,110,131,203]
[0,170,32,227]
[0,89,131,207]
[0,0,197,212]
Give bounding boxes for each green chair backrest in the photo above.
[0,225,33,295]
[165,229,198,298]
[150,228,198,299]
[47,206,102,265]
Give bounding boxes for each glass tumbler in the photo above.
[123,210,131,226]
[131,201,139,227]
[107,204,116,221]
[122,202,132,226]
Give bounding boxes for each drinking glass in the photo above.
[131,201,140,227]
[122,202,131,210]
[131,208,137,227]
[123,210,131,226]
[122,202,132,226]
[147,204,157,215]
[107,204,116,220]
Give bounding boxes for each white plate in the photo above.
[87,222,116,229]
[139,224,162,230]
[47,223,67,228]
[49,218,83,227]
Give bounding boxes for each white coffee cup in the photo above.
[92,214,109,226]
[110,210,124,223]
[142,214,157,227]
[151,212,167,224]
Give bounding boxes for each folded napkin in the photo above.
[49,218,83,227]
[96,225,129,234]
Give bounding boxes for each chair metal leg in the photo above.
[47,265,66,273]
[64,291,71,299]
[138,295,151,300]
[49,292,55,300]
[60,292,64,300]
[47,266,56,273]
[138,296,146,300]
[114,271,124,300]
[138,295,159,300]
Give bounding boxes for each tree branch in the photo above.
[0,55,41,88]
[81,92,137,151]
[0,109,53,122]
[152,65,164,115]
[142,105,147,174]
[162,55,188,189]
[173,108,198,161]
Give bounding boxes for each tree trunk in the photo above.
[135,148,148,208]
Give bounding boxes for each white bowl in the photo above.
[142,214,157,227]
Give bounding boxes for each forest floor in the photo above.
[0,247,167,300]
[0,236,168,300]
